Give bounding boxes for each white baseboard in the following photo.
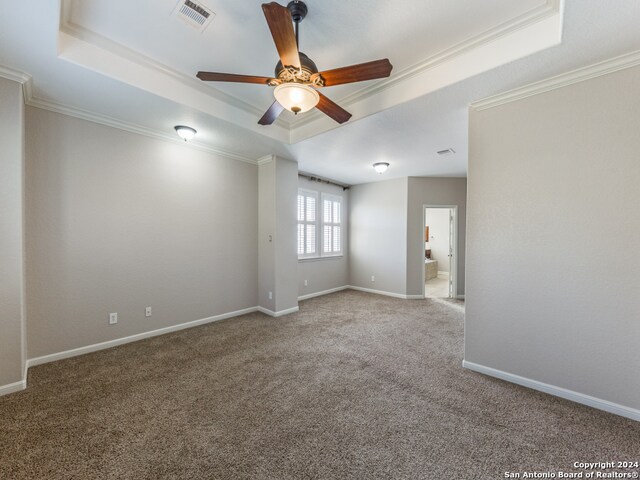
[348,285,419,300]
[298,286,349,301]
[300,285,425,301]
[27,306,259,369]
[463,360,640,422]
[257,306,300,317]
[0,379,26,397]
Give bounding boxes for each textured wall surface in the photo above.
[466,66,640,411]
[349,178,408,296]
[25,108,259,358]
[407,177,467,296]
[0,77,25,386]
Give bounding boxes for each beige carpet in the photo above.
[0,291,638,479]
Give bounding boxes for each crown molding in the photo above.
[58,6,290,132]
[0,64,31,84]
[59,22,263,120]
[1,60,260,165]
[0,64,34,104]
[26,95,259,164]
[471,49,640,111]
[290,0,562,131]
[58,0,562,142]
[256,154,275,165]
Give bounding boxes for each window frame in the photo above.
[297,188,343,260]
[297,189,319,259]
[320,192,343,257]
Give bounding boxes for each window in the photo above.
[297,190,317,257]
[322,193,342,255]
[297,189,342,259]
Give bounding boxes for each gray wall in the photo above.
[273,157,298,312]
[466,66,640,411]
[0,77,25,386]
[258,161,276,312]
[258,156,298,313]
[298,177,349,298]
[407,177,467,296]
[349,178,408,296]
[25,107,259,358]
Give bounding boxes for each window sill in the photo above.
[298,255,344,263]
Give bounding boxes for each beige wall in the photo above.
[349,176,467,298]
[258,161,276,312]
[406,177,467,296]
[466,66,640,411]
[273,158,299,312]
[297,177,349,298]
[349,178,408,296]
[258,157,298,314]
[0,77,25,387]
[25,108,259,358]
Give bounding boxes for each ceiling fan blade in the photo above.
[318,59,393,87]
[258,101,285,125]
[196,72,275,84]
[316,93,352,124]
[262,2,301,69]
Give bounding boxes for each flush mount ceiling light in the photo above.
[174,125,197,141]
[373,162,390,174]
[273,83,319,115]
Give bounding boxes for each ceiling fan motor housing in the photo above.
[275,52,318,79]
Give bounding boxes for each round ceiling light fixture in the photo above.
[273,83,320,115]
[373,162,390,174]
[174,125,197,141]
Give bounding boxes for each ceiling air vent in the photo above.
[437,148,456,156]
[172,0,215,32]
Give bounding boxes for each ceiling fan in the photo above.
[196,1,393,126]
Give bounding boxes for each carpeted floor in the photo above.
[0,290,638,479]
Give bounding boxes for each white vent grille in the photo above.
[172,0,215,32]
[437,148,456,156]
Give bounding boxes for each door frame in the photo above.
[422,204,458,299]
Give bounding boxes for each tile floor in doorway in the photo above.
[425,275,450,298]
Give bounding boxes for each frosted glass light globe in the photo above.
[373,162,390,174]
[274,83,319,115]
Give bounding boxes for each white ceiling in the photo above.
[1,1,640,184]
[66,0,544,110]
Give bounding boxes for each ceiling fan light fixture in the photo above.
[174,125,197,141]
[373,162,390,174]
[273,83,319,115]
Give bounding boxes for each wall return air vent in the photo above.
[172,0,215,32]
[436,148,456,156]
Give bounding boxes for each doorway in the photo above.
[423,206,457,298]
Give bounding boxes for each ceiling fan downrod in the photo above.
[287,0,308,48]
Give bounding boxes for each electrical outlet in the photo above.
[371,276,375,282]
[268,291,273,300]
[109,312,118,325]
[304,279,308,287]
[145,306,152,317]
